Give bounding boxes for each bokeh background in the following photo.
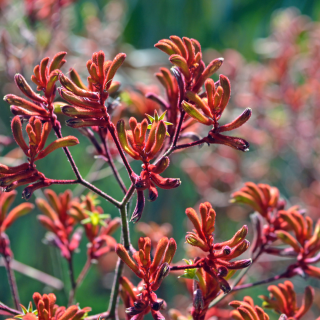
[1,0,320,319]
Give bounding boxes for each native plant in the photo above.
[0,35,319,320]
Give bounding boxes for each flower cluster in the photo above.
[229,296,271,320]
[260,281,313,319]
[183,202,251,319]
[6,292,90,320]
[117,111,181,222]
[60,51,125,128]
[5,52,66,120]
[69,193,120,260]
[0,116,78,198]
[155,35,251,152]
[116,236,176,319]
[36,189,81,260]
[232,182,320,280]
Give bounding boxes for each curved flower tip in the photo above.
[230,296,270,320]
[260,281,314,319]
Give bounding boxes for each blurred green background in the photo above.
[1,1,320,319]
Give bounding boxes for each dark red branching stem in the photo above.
[3,256,20,311]
[98,128,127,194]
[106,258,124,320]
[67,255,76,292]
[107,122,135,183]
[158,110,186,161]
[170,263,203,271]
[0,302,20,316]
[68,257,92,306]
[232,272,288,292]
[174,138,207,151]
[52,122,82,181]
[106,185,135,320]
[50,179,79,185]
[52,125,121,208]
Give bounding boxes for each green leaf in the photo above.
[146,114,154,123]
[159,110,167,120]
[178,259,200,282]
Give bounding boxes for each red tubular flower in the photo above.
[4,52,66,120]
[155,36,222,92]
[155,36,251,152]
[0,116,79,198]
[68,193,120,259]
[232,182,320,280]
[117,111,180,221]
[60,51,125,128]
[116,236,176,320]
[259,281,313,319]
[146,68,180,139]
[231,182,281,218]
[182,77,251,152]
[5,292,91,320]
[229,296,271,320]
[36,189,81,260]
[183,202,251,319]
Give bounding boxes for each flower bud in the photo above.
[59,74,98,99]
[193,58,223,92]
[105,53,126,90]
[163,238,177,264]
[150,173,181,190]
[219,108,252,133]
[48,52,67,73]
[36,136,79,161]
[151,262,170,291]
[150,237,169,274]
[116,244,143,278]
[14,74,46,103]
[169,54,190,79]
[193,289,204,312]
[117,120,140,160]
[182,101,212,125]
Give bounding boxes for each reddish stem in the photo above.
[3,255,20,311]
[170,263,203,271]
[174,138,207,151]
[232,272,288,291]
[98,128,127,194]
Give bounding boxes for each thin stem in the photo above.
[174,138,207,151]
[67,256,76,305]
[232,272,287,291]
[3,256,20,310]
[50,179,79,184]
[53,125,82,181]
[99,129,127,194]
[119,184,135,208]
[68,258,91,306]
[157,110,186,161]
[53,126,120,207]
[107,122,134,182]
[79,179,120,208]
[0,302,20,316]
[170,263,203,271]
[208,247,264,308]
[106,186,135,319]
[106,259,124,320]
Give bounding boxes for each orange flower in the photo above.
[60,51,125,128]
[116,237,176,319]
[260,281,313,319]
[0,116,79,198]
[230,296,270,320]
[6,292,91,320]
